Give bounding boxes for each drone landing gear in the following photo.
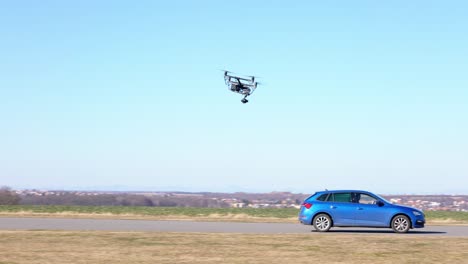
[241,96,249,104]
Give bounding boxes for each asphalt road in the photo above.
[1,217,467,236]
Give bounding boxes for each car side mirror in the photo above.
[376,201,385,207]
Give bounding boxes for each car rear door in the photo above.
[327,192,355,226]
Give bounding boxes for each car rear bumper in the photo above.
[298,214,311,225]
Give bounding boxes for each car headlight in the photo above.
[412,211,422,216]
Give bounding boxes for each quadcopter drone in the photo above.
[223,71,259,104]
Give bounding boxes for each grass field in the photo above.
[0,205,298,222]
[0,205,467,224]
[0,230,467,264]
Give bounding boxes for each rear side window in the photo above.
[316,194,329,201]
[327,193,352,203]
[303,192,317,202]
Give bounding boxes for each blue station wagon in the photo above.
[298,190,425,233]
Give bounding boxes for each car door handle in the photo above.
[330,206,337,209]
[357,207,363,210]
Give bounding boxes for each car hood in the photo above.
[392,204,423,213]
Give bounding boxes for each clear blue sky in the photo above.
[1,1,467,194]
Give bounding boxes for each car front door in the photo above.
[353,192,390,227]
[327,192,355,226]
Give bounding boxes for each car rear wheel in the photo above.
[391,215,410,233]
[313,214,332,232]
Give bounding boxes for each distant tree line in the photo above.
[0,186,20,205]
[19,194,229,207]
[1,186,307,208]
[15,192,229,208]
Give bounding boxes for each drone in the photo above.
[223,71,259,104]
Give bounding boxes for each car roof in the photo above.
[315,190,371,194]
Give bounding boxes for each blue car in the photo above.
[298,190,425,233]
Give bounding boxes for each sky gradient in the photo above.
[1,1,467,194]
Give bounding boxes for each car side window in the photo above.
[356,193,378,204]
[316,194,329,201]
[327,193,352,203]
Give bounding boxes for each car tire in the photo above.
[313,214,332,232]
[391,215,411,233]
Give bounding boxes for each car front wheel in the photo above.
[391,215,410,233]
[313,214,332,232]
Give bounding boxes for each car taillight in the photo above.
[302,202,312,209]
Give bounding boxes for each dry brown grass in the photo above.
[0,230,467,264]
[427,219,468,225]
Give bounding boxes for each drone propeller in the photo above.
[246,75,261,83]
[219,69,235,74]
